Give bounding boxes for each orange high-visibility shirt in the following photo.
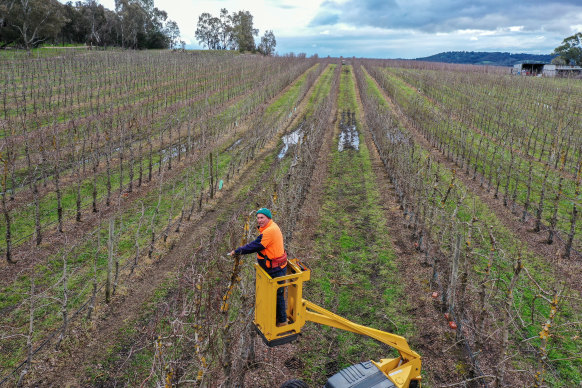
[257,220,286,268]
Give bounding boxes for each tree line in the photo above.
[195,8,276,55]
[0,0,181,51]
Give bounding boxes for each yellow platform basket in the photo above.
[253,258,310,346]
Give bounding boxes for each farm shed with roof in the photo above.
[513,62,582,77]
[512,62,544,75]
[542,64,582,77]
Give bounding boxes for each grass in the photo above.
[0,59,325,385]
[371,66,581,248]
[83,276,177,385]
[360,64,582,386]
[265,64,320,119]
[305,64,336,116]
[297,65,413,386]
[68,55,338,387]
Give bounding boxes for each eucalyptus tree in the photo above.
[0,0,67,50]
[229,10,257,52]
[195,12,220,49]
[258,29,276,56]
[553,32,582,66]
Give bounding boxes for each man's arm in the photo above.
[233,234,265,255]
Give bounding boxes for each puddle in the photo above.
[227,138,242,151]
[278,126,303,159]
[338,110,359,152]
[161,143,187,163]
[338,126,359,151]
[387,130,406,145]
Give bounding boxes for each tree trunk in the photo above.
[534,291,560,387]
[58,256,68,345]
[503,140,515,207]
[2,184,13,263]
[477,227,496,348]
[548,154,566,244]
[106,219,113,303]
[563,161,581,259]
[522,160,533,222]
[534,164,550,232]
[138,141,143,188]
[495,255,522,387]
[106,140,112,207]
[446,233,462,315]
[128,141,134,193]
[87,234,99,320]
[209,153,214,199]
[18,275,35,387]
[92,152,99,213]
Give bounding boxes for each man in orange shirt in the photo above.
[229,208,288,326]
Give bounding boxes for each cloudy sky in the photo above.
[97,0,582,58]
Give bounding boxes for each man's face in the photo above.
[257,213,270,228]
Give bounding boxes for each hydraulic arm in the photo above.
[253,259,422,388]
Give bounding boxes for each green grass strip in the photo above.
[298,66,413,386]
[361,66,581,386]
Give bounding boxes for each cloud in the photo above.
[267,1,297,10]
[309,12,340,26]
[273,22,568,59]
[179,0,580,59]
[308,0,582,36]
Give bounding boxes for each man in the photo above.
[229,208,288,326]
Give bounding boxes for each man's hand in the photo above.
[227,250,236,256]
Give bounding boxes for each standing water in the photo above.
[278,125,304,159]
[338,110,359,151]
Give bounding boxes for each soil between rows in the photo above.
[242,66,339,388]
[27,66,322,387]
[243,66,463,387]
[363,68,582,295]
[353,68,463,386]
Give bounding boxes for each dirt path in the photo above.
[362,66,582,294]
[0,69,291,282]
[29,66,325,388]
[387,69,576,182]
[245,64,462,387]
[352,67,462,386]
[242,66,340,388]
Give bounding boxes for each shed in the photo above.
[542,64,582,78]
[512,63,544,76]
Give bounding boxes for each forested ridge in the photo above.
[416,51,556,66]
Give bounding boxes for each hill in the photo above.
[416,51,556,66]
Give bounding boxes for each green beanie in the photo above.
[256,208,272,219]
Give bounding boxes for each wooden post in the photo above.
[106,219,113,303]
[446,233,462,314]
[209,153,214,199]
[495,254,522,387]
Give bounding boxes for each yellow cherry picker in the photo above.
[253,258,422,388]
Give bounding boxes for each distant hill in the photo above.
[415,51,557,66]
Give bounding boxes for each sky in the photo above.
[96,0,582,59]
